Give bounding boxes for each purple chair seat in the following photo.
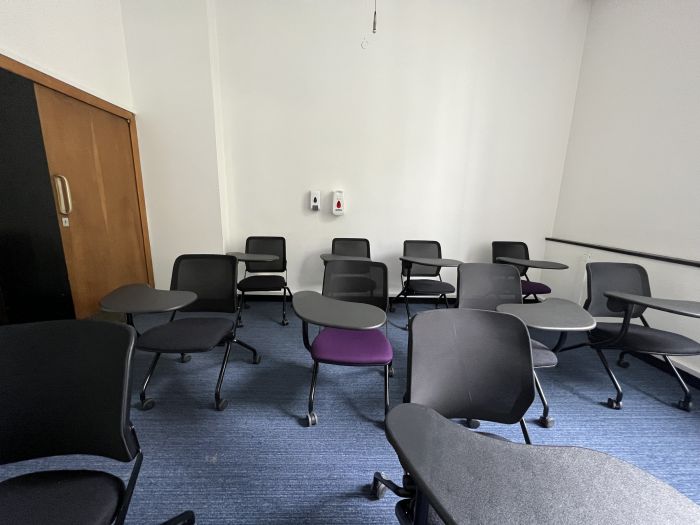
[521,280,551,296]
[311,328,392,365]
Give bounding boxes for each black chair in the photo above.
[331,237,371,258]
[457,262,558,428]
[302,260,393,426]
[582,262,700,411]
[137,254,260,412]
[390,240,455,320]
[0,320,142,524]
[492,241,551,302]
[237,236,292,326]
[371,308,535,514]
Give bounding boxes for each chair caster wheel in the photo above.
[180,354,191,363]
[140,398,155,411]
[251,354,261,365]
[215,398,228,411]
[465,419,480,429]
[370,473,388,500]
[537,416,555,428]
[388,366,394,378]
[617,360,630,369]
[678,399,692,412]
[306,412,318,427]
[281,319,289,326]
[607,398,622,410]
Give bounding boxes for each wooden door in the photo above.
[34,85,149,318]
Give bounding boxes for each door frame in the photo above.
[0,53,154,285]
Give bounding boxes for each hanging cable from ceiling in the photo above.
[372,0,377,33]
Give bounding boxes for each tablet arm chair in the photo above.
[136,254,260,412]
[370,309,535,521]
[457,263,558,428]
[237,236,292,326]
[390,240,455,320]
[331,237,370,258]
[0,320,143,525]
[492,241,551,302]
[584,262,700,411]
[301,260,393,427]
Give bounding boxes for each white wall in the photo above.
[0,0,133,109]
[120,0,225,287]
[547,0,700,374]
[216,0,591,293]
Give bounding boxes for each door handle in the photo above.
[53,174,73,215]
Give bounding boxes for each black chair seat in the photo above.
[0,470,124,525]
[521,280,551,296]
[530,340,558,368]
[137,317,234,353]
[237,274,286,292]
[591,322,700,356]
[406,279,455,295]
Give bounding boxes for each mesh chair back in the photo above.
[0,320,138,464]
[402,240,442,277]
[322,260,388,311]
[408,309,534,424]
[585,262,651,318]
[171,254,238,313]
[457,263,522,310]
[245,236,286,273]
[332,238,371,258]
[492,241,529,276]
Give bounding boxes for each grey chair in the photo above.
[390,240,455,321]
[0,320,142,524]
[583,262,700,411]
[371,308,535,511]
[457,262,558,427]
[492,241,551,302]
[237,236,292,326]
[331,237,370,258]
[136,254,260,412]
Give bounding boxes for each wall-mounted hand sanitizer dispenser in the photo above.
[332,190,344,215]
[310,190,321,211]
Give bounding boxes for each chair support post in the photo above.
[115,450,143,525]
[664,355,693,411]
[519,419,531,444]
[140,353,161,407]
[533,371,553,428]
[595,349,623,409]
[308,361,319,415]
[384,364,390,416]
[214,341,233,410]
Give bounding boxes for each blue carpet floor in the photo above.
[3,301,700,523]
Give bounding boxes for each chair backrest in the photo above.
[584,262,651,319]
[0,320,138,465]
[244,236,286,273]
[408,309,534,424]
[322,260,388,311]
[457,263,522,310]
[402,240,442,277]
[331,237,371,258]
[492,241,529,276]
[171,254,238,313]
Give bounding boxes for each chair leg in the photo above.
[306,361,319,426]
[281,287,289,326]
[595,349,623,409]
[443,294,450,309]
[384,364,391,417]
[617,351,630,368]
[214,341,232,411]
[519,419,532,445]
[139,353,161,411]
[234,337,261,364]
[664,355,693,411]
[533,370,554,428]
[237,292,246,327]
[179,353,191,363]
[388,360,394,377]
[403,294,411,327]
